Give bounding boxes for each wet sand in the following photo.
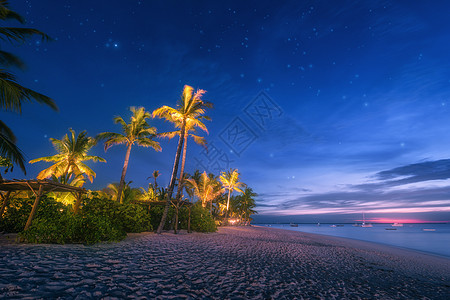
[0,226,449,299]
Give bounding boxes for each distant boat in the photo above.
[392,223,403,227]
[330,225,337,227]
[423,228,436,232]
[361,213,373,227]
[385,228,397,230]
[290,223,298,227]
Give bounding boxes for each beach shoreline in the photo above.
[1,226,449,299]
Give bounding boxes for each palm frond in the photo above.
[29,154,64,163]
[158,131,180,140]
[136,138,162,151]
[0,27,51,43]
[83,155,107,163]
[0,1,24,23]
[77,162,96,183]
[0,70,57,112]
[0,119,15,142]
[0,131,25,173]
[0,50,25,69]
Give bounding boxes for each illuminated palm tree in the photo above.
[0,1,57,173]
[150,170,160,188]
[220,169,245,223]
[29,129,105,184]
[186,171,223,209]
[105,181,141,203]
[96,107,161,203]
[152,85,212,233]
[236,187,257,225]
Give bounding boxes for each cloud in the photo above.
[257,159,450,218]
[375,159,450,184]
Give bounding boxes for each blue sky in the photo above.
[3,0,450,223]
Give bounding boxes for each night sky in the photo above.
[3,0,450,223]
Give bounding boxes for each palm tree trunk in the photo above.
[157,125,185,234]
[173,131,189,234]
[174,131,189,201]
[224,189,231,225]
[117,143,132,204]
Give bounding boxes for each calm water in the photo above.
[256,223,450,258]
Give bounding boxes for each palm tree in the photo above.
[149,170,160,188]
[29,129,105,184]
[152,85,212,233]
[105,181,141,203]
[186,171,223,210]
[0,1,57,173]
[235,187,257,225]
[220,169,245,223]
[96,107,161,204]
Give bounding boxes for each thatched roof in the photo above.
[0,179,87,194]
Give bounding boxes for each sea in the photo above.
[255,223,450,258]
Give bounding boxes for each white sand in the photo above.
[1,226,449,299]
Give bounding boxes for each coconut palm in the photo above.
[105,181,141,203]
[0,1,57,173]
[233,187,257,225]
[149,170,160,188]
[29,129,105,184]
[96,107,161,203]
[220,169,245,223]
[152,85,212,233]
[186,171,223,210]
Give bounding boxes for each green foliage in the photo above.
[20,213,125,245]
[81,197,152,233]
[2,195,152,244]
[0,195,66,233]
[189,202,217,232]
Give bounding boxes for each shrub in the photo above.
[18,195,151,244]
[81,197,152,233]
[20,213,126,245]
[0,196,66,233]
[189,202,217,233]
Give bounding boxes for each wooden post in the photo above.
[187,205,191,233]
[73,192,83,214]
[0,191,11,221]
[24,184,44,231]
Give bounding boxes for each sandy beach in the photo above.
[0,226,449,299]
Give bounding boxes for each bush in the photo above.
[81,197,152,233]
[189,202,217,233]
[20,213,126,245]
[17,196,152,244]
[0,196,66,233]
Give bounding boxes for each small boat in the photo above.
[385,228,397,230]
[290,223,298,227]
[392,223,403,227]
[423,229,436,232]
[361,213,373,227]
[330,225,337,227]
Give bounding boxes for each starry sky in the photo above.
[3,0,450,223]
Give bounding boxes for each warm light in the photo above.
[229,218,238,225]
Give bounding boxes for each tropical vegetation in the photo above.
[96,107,161,203]
[0,3,257,244]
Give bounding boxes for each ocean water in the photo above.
[256,223,450,258]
